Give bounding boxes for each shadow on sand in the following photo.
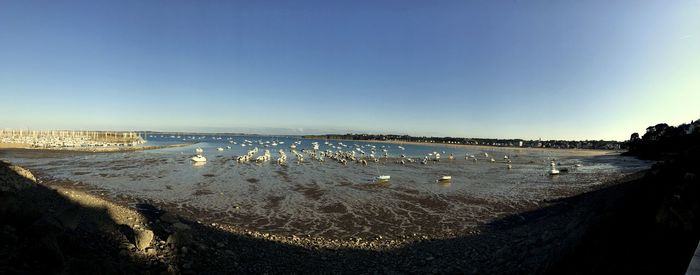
[1,157,699,274]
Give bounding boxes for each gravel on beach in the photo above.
[1,158,655,274]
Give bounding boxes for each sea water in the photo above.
[0,134,652,239]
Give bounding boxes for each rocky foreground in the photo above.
[1,153,699,274]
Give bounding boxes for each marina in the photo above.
[0,129,146,148]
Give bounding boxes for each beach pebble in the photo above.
[135,229,154,251]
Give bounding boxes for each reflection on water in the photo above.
[0,135,653,239]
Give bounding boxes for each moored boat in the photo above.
[191,154,207,163]
[376,175,391,182]
[549,161,560,175]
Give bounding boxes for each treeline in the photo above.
[625,119,700,159]
[302,134,623,150]
[551,119,700,274]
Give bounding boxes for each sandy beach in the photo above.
[0,143,31,149]
[1,138,651,242]
[1,131,695,273]
[4,158,685,274]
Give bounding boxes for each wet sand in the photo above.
[2,158,665,274]
[1,145,652,243]
[0,143,31,149]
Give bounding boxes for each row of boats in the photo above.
[189,144,576,185]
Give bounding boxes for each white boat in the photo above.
[217,147,224,151]
[191,155,207,162]
[439,175,452,181]
[549,161,560,175]
[376,175,391,182]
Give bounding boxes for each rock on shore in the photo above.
[0,160,172,273]
[0,160,36,192]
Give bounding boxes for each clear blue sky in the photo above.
[1,0,698,140]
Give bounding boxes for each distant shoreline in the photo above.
[0,142,193,153]
[302,138,620,157]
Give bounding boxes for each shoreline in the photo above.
[1,159,655,273]
[31,161,644,249]
[302,138,621,157]
[8,150,695,274]
[19,159,644,245]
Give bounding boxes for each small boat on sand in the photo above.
[191,155,207,163]
[376,175,391,182]
[549,161,560,175]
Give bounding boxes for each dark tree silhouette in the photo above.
[626,120,700,159]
